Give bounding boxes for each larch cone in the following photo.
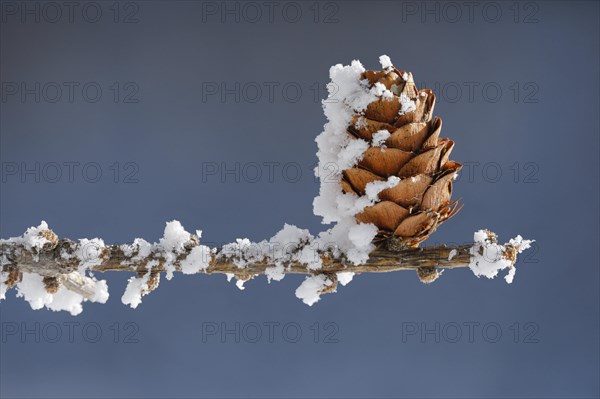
[343,64,462,249]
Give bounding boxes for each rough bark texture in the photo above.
[1,236,516,283]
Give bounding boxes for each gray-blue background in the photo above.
[1,1,598,398]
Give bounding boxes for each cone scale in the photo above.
[342,66,462,249]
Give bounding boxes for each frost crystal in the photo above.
[121,221,213,308]
[0,271,8,300]
[122,260,159,309]
[448,249,457,261]
[399,92,417,115]
[159,220,192,280]
[295,275,335,306]
[16,272,108,316]
[509,235,534,252]
[337,138,369,171]
[180,245,211,274]
[121,238,153,262]
[337,272,355,286]
[74,238,105,273]
[0,221,52,261]
[371,82,394,100]
[265,265,285,282]
[469,230,534,284]
[371,130,391,147]
[379,54,393,70]
[220,238,254,268]
[346,223,378,264]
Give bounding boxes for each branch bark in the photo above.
[1,234,512,281]
[0,225,531,312]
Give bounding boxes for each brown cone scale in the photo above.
[342,64,462,248]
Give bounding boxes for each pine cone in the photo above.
[342,63,462,248]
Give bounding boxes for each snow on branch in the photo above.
[1,221,533,313]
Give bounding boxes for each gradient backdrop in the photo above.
[1,0,599,398]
